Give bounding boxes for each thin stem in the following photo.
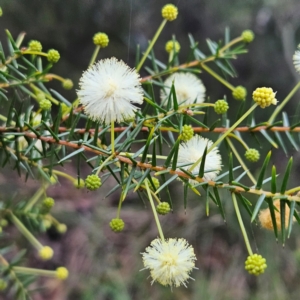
[227,133,249,150]
[189,103,258,172]
[131,176,161,203]
[23,185,48,212]
[220,36,243,52]
[268,81,300,124]
[111,121,115,153]
[140,34,245,83]
[209,103,258,152]
[119,152,167,160]
[9,212,43,250]
[13,266,57,277]
[145,180,165,242]
[0,254,28,294]
[136,19,167,72]
[89,45,101,66]
[286,187,300,195]
[30,84,59,105]
[116,194,123,219]
[226,137,256,185]
[22,50,48,57]
[201,63,235,91]
[52,169,76,182]
[44,73,65,82]
[232,192,253,255]
[96,154,115,176]
[0,115,8,122]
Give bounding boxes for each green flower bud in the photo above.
[85,174,102,191]
[47,49,60,63]
[0,219,8,227]
[245,254,267,276]
[39,99,52,111]
[43,197,55,209]
[232,86,247,101]
[62,79,73,90]
[61,103,71,115]
[56,223,67,234]
[49,175,58,184]
[180,124,194,141]
[28,40,43,52]
[214,99,229,114]
[245,148,260,162]
[36,93,45,102]
[40,197,55,214]
[42,219,52,229]
[109,218,125,232]
[0,279,7,291]
[93,32,109,47]
[242,30,255,43]
[0,7,3,17]
[144,177,160,190]
[156,202,171,215]
[165,40,181,53]
[73,178,85,189]
[31,113,42,126]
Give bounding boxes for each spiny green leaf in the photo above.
[236,193,253,218]
[271,165,277,194]
[155,174,178,195]
[57,148,84,164]
[170,82,178,110]
[274,132,287,156]
[198,145,207,178]
[287,201,296,238]
[228,153,233,183]
[282,112,299,150]
[215,166,241,181]
[160,174,173,208]
[121,165,137,201]
[280,157,293,194]
[209,119,220,131]
[280,200,286,245]
[213,187,226,221]
[5,29,19,51]
[251,193,266,222]
[106,164,120,184]
[260,129,278,148]
[134,169,151,192]
[267,198,278,240]
[255,151,271,190]
[231,181,250,191]
[171,139,180,171]
[186,114,208,128]
[141,127,156,163]
[163,139,180,168]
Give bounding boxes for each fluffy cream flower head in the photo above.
[161,73,206,108]
[177,135,222,182]
[141,238,197,288]
[293,45,300,74]
[77,57,144,125]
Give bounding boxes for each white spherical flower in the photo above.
[293,45,300,73]
[161,73,206,107]
[77,57,144,124]
[141,238,197,288]
[177,135,222,182]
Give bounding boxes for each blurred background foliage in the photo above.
[1,0,300,299]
